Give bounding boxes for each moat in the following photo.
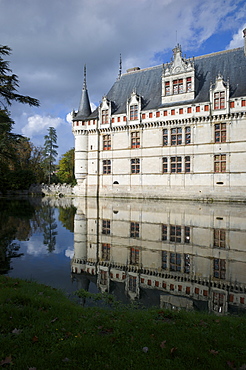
[1,196,245,314]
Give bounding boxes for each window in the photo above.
[171,109,175,116]
[214,123,226,143]
[170,252,181,271]
[230,101,234,108]
[242,100,246,107]
[163,129,168,146]
[204,105,209,111]
[101,243,110,261]
[103,159,111,174]
[165,81,170,95]
[196,106,200,112]
[214,154,226,173]
[156,111,160,118]
[186,77,192,92]
[130,222,139,238]
[214,91,225,110]
[213,292,225,313]
[103,134,111,150]
[100,270,107,285]
[102,109,109,124]
[171,156,182,173]
[162,224,168,241]
[173,79,183,94]
[102,219,110,235]
[131,158,140,174]
[185,126,191,144]
[185,156,190,173]
[129,276,137,292]
[130,105,138,120]
[149,113,153,118]
[170,225,181,243]
[131,131,140,148]
[184,254,190,273]
[184,226,190,243]
[130,248,139,265]
[162,251,167,269]
[214,229,226,248]
[164,110,168,116]
[142,113,146,119]
[179,108,183,114]
[213,258,226,279]
[162,157,168,173]
[187,107,192,113]
[171,127,182,145]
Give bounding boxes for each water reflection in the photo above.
[72,198,246,314]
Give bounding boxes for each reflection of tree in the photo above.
[0,199,35,274]
[39,205,57,253]
[58,205,76,232]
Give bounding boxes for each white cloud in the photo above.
[65,247,74,259]
[26,241,49,257]
[226,24,246,49]
[22,114,64,138]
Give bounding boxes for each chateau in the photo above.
[72,30,246,201]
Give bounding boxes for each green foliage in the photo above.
[57,148,76,185]
[0,45,39,109]
[42,127,58,184]
[0,276,246,369]
[58,205,76,232]
[0,45,41,191]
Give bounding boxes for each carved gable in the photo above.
[162,44,195,104]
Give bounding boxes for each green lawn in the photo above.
[0,276,245,369]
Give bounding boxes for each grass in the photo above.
[0,276,246,369]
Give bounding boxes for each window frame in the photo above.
[130,105,138,120]
[102,159,111,174]
[131,158,140,174]
[131,131,140,149]
[214,123,226,143]
[214,154,226,173]
[103,134,111,150]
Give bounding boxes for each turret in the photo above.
[73,66,91,186]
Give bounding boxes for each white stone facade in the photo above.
[72,39,246,201]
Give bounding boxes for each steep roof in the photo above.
[84,47,246,119]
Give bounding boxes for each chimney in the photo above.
[243,28,246,56]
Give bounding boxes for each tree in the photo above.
[43,127,58,184]
[0,45,39,109]
[0,45,40,191]
[57,148,76,185]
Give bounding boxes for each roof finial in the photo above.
[118,54,122,80]
[83,64,87,90]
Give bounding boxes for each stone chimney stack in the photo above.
[243,28,246,56]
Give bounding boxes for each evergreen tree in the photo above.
[43,127,58,184]
[0,45,39,192]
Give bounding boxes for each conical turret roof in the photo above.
[76,65,91,120]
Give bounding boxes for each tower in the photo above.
[72,66,91,190]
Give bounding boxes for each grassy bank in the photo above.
[0,276,245,369]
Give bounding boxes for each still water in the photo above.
[1,196,246,314]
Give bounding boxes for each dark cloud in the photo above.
[0,0,245,156]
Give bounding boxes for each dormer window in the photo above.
[214,92,225,110]
[210,74,229,113]
[102,109,109,124]
[130,105,138,120]
[186,77,192,92]
[165,81,170,95]
[162,45,195,104]
[173,79,183,94]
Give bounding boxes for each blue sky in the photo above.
[0,0,245,159]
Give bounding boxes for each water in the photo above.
[1,196,246,314]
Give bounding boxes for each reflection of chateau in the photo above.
[72,198,246,314]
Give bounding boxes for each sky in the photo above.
[0,0,245,159]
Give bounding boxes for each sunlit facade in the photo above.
[72,30,246,201]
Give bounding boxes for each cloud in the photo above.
[1,0,246,154]
[22,114,64,138]
[65,247,74,259]
[226,24,246,49]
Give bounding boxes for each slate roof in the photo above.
[79,47,246,120]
